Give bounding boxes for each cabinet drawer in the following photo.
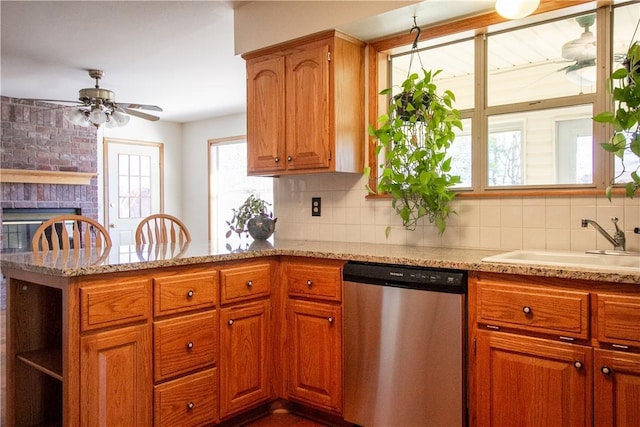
[81,279,151,331]
[477,282,589,339]
[154,271,217,317]
[597,294,640,346]
[154,368,218,427]
[286,262,342,302]
[154,311,217,381]
[219,262,271,305]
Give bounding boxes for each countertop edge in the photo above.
[1,242,637,284]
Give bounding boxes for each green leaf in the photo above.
[593,112,614,123]
[384,226,391,239]
[611,68,629,79]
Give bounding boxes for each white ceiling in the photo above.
[1,1,500,124]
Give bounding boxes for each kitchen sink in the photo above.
[483,250,640,272]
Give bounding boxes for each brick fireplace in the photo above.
[0,96,100,248]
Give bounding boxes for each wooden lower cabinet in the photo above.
[80,323,153,426]
[476,330,592,427]
[594,349,640,426]
[219,299,271,419]
[154,368,218,427]
[287,299,342,413]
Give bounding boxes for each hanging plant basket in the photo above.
[393,90,431,121]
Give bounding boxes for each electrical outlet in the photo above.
[312,197,321,216]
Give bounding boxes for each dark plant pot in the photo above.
[624,56,640,86]
[247,214,276,240]
[394,91,431,121]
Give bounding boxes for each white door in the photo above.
[105,140,162,249]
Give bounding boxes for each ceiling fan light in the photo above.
[64,108,88,126]
[110,110,130,127]
[495,0,540,20]
[89,107,108,125]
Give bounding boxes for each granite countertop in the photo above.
[1,239,638,284]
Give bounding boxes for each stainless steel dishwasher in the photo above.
[343,261,467,427]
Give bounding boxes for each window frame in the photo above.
[366,0,623,198]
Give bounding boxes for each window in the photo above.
[368,1,635,195]
[209,137,273,247]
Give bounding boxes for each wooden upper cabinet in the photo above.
[246,56,286,173]
[243,30,364,176]
[285,42,330,171]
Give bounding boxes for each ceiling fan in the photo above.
[22,69,163,128]
[558,14,596,85]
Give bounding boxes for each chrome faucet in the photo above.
[581,217,626,251]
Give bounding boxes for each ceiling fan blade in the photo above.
[19,98,83,106]
[123,107,160,121]
[119,102,163,112]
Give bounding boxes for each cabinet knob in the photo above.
[186,401,195,410]
[187,289,194,298]
[186,341,194,351]
[307,279,313,289]
[228,319,234,326]
[573,361,582,369]
[274,157,280,163]
[522,306,532,314]
[247,280,253,289]
[287,155,293,162]
[328,316,334,324]
[601,366,612,375]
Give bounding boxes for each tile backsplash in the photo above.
[274,173,640,253]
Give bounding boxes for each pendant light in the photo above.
[495,0,540,20]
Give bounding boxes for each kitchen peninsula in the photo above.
[2,240,639,426]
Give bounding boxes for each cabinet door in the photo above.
[285,41,330,170]
[594,349,640,427]
[288,299,342,413]
[81,324,152,426]
[219,300,270,418]
[247,56,286,174]
[476,330,591,427]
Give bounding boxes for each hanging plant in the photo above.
[366,68,462,236]
[593,40,640,199]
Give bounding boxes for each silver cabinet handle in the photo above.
[187,401,195,410]
[186,341,194,351]
[187,289,194,298]
[247,280,253,289]
[573,361,582,369]
[328,317,334,324]
[522,306,532,314]
[601,366,611,375]
[228,319,234,326]
[307,279,313,289]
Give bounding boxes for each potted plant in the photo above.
[366,68,462,236]
[225,194,277,240]
[593,41,640,199]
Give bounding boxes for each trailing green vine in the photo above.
[366,69,462,236]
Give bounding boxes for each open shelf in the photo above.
[17,347,63,381]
